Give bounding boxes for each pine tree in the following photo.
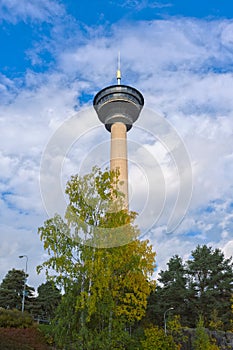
[32,281,61,321]
[0,269,34,311]
[149,255,189,326]
[187,245,233,329]
[193,316,219,350]
[146,246,233,330]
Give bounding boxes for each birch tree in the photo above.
[38,167,156,349]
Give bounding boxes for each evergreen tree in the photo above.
[148,255,189,326]
[146,246,233,330]
[193,316,219,350]
[187,245,233,329]
[32,281,61,321]
[0,269,34,311]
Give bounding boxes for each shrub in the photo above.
[167,314,188,348]
[38,324,56,346]
[141,325,179,350]
[0,307,33,328]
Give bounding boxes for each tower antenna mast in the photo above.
[117,51,121,85]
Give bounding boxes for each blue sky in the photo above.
[1,0,233,289]
[2,0,233,77]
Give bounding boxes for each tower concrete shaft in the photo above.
[110,122,128,209]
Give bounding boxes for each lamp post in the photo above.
[19,255,28,313]
[164,307,174,335]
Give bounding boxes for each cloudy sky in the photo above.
[1,0,233,290]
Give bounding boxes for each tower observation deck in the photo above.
[93,84,144,132]
[93,80,144,209]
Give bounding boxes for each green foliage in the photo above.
[64,166,138,247]
[208,309,224,330]
[44,232,155,348]
[0,308,33,328]
[34,281,61,320]
[141,325,179,350]
[0,269,35,311]
[187,245,233,329]
[38,324,56,346]
[167,314,188,348]
[148,245,233,330]
[51,285,81,348]
[37,167,156,349]
[154,255,189,325]
[193,316,220,350]
[193,316,210,350]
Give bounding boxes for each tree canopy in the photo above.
[0,269,34,311]
[148,245,233,330]
[187,245,233,329]
[32,281,61,321]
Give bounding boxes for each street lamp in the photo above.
[19,255,28,313]
[164,307,174,335]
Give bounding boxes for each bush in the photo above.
[0,307,33,328]
[38,324,56,346]
[141,325,179,350]
[167,314,188,348]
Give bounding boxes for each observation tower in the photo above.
[93,62,144,209]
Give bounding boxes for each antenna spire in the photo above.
[116,51,121,85]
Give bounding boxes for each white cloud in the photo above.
[0,0,65,23]
[114,0,171,11]
[222,240,233,260]
[0,223,46,289]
